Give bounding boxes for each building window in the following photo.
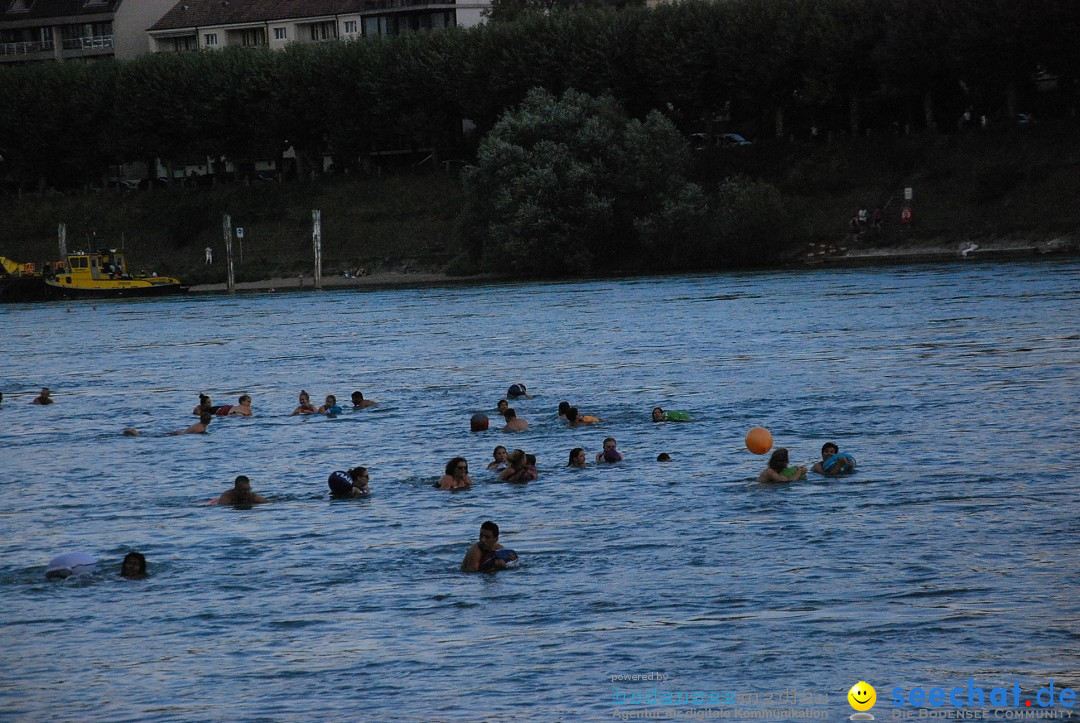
[344,20,357,34]
[237,28,265,46]
[204,33,217,46]
[309,21,336,41]
[274,27,286,40]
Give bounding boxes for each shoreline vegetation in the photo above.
[2,1,1078,284]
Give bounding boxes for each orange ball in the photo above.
[745,427,773,455]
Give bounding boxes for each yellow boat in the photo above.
[1,251,187,302]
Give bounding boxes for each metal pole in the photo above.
[312,209,322,290]
[223,213,235,293]
[58,223,67,257]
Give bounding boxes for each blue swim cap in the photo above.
[328,470,353,496]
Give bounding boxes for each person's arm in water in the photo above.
[811,461,825,474]
[758,466,806,483]
[461,543,481,572]
[249,492,269,503]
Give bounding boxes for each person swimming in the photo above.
[318,395,343,416]
[219,394,253,417]
[558,401,570,419]
[291,390,317,416]
[193,394,220,416]
[328,467,370,497]
[502,408,529,432]
[470,413,490,432]
[596,437,622,463]
[757,448,807,483]
[171,413,212,435]
[461,520,517,572]
[507,383,530,399]
[438,457,473,490]
[351,391,378,409]
[487,445,508,471]
[811,442,857,476]
[567,447,587,467]
[120,551,147,579]
[32,387,54,405]
[499,449,537,483]
[216,475,269,505]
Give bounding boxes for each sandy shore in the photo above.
[188,237,1077,293]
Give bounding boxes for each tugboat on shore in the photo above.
[0,250,187,302]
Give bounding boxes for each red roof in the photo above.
[149,0,380,31]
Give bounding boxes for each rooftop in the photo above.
[149,0,380,31]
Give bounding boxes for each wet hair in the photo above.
[199,413,213,425]
[352,391,364,401]
[768,448,790,473]
[603,437,617,447]
[657,453,671,462]
[503,408,517,420]
[568,447,584,465]
[326,395,337,404]
[525,454,536,466]
[481,520,499,538]
[492,445,506,457]
[445,457,468,476]
[121,551,146,577]
[348,466,367,482]
[234,475,250,488]
[566,407,579,423]
[558,401,570,415]
[199,393,210,404]
[299,389,310,399]
[507,449,526,467]
[821,442,838,456]
[238,395,251,404]
[497,399,508,409]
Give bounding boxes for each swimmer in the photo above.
[657,453,671,462]
[318,394,343,416]
[438,457,473,490]
[470,413,490,432]
[328,467,370,497]
[487,445,508,471]
[193,393,220,416]
[567,447,587,467]
[502,408,529,432]
[291,390,317,415]
[499,449,538,483]
[123,428,140,436]
[461,520,517,572]
[558,401,570,419]
[496,399,509,416]
[811,442,856,476]
[216,475,269,504]
[224,394,253,417]
[507,383,530,399]
[0,390,4,407]
[596,437,622,463]
[120,551,147,579]
[32,387,54,405]
[526,454,538,477]
[171,412,212,435]
[652,407,664,422]
[351,391,378,409]
[757,448,807,483]
[566,407,585,427]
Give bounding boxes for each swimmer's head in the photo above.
[238,394,251,405]
[821,442,838,459]
[507,383,525,398]
[121,551,147,579]
[507,449,526,467]
[566,407,579,423]
[657,453,671,462]
[558,401,570,416]
[351,391,363,404]
[200,413,213,425]
[325,394,336,406]
[349,467,369,487]
[503,408,516,421]
[234,475,251,493]
[479,520,499,548]
[492,446,507,462]
[123,427,139,436]
[768,448,790,472]
[470,413,489,432]
[299,390,310,402]
[446,457,468,477]
[568,447,586,466]
[652,407,664,422]
[525,454,536,467]
[602,437,617,451]
[496,399,508,414]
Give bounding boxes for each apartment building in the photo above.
[0,0,175,64]
[148,0,489,54]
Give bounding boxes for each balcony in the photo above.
[0,39,54,56]
[61,34,113,51]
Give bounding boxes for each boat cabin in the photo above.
[59,251,132,282]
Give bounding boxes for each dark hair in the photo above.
[481,520,499,538]
[497,398,508,408]
[566,407,579,422]
[200,413,213,424]
[199,393,210,403]
[349,466,367,481]
[568,447,584,465]
[234,475,250,488]
[525,454,536,466]
[445,457,468,476]
[768,448,790,472]
[507,449,526,467]
[493,445,506,456]
[239,394,251,404]
[299,389,310,398]
[352,391,364,400]
[657,453,671,462]
[558,401,570,415]
[821,442,838,455]
[503,408,517,420]
[603,437,616,446]
[121,551,146,576]
[653,407,663,415]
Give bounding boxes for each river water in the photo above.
[2,261,1078,721]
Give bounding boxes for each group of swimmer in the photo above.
[756,442,857,483]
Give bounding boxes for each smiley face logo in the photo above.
[848,681,876,711]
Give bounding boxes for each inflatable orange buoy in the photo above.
[745,427,773,455]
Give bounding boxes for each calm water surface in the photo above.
[2,261,1078,721]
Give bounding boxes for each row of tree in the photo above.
[0,0,1076,189]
